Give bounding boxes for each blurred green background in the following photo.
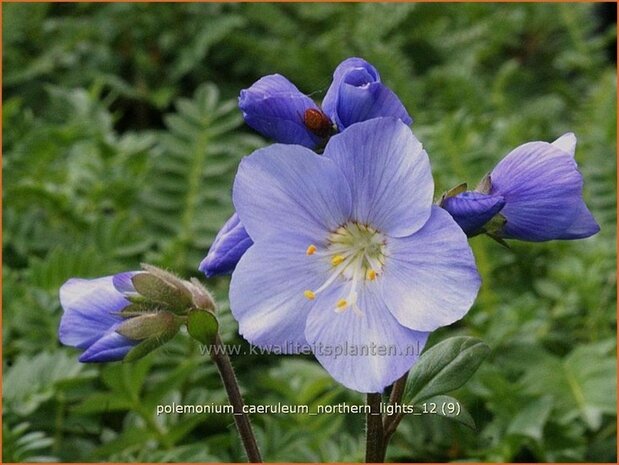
[2,2,617,462]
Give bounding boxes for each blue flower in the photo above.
[208,58,413,278]
[322,57,412,131]
[239,57,411,149]
[199,213,253,277]
[58,272,139,362]
[443,133,600,241]
[229,118,480,393]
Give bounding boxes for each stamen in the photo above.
[303,222,386,315]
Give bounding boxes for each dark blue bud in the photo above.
[239,74,324,148]
[322,57,412,130]
[441,191,506,236]
[199,212,253,277]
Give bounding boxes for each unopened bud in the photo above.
[186,309,219,345]
[116,311,180,340]
[186,277,216,311]
[131,267,193,312]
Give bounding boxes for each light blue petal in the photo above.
[78,328,136,363]
[551,132,577,156]
[59,276,129,349]
[491,141,584,241]
[233,144,352,243]
[239,74,322,148]
[382,207,481,332]
[323,118,433,237]
[305,282,429,393]
[229,234,330,353]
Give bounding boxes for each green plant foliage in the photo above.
[141,83,262,271]
[402,336,490,405]
[3,3,616,462]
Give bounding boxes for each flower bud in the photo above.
[116,311,180,340]
[185,277,216,312]
[321,57,412,131]
[131,271,193,312]
[239,74,326,148]
[59,267,218,363]
[199,212,253,277]
[441,191,506,236]
[488,134,599,241]
[186,309,219,345]
[59,274,142,363]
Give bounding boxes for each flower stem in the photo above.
[211,335,262,463]
[380,372,408,460]
[365,393,384,463]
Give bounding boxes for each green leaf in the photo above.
[3,351,88,416]
[507,395,554,440]
[521,340,616,430]
[403,336,490,404]
[186,309,219,344]
[73,392,134,414]
[421,395,476,429]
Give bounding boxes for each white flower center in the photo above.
[303,222,386,315]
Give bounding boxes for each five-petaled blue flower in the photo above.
[203,57,412,278]
[228,118,481,393]
[59,272,139,362]
[442,133,600,241]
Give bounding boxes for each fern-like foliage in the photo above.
[141,83,262,272]
[2,422,57,463]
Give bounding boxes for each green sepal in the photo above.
[186,309,218,344]
[131,272,193,312]
[437,182,468,206]
[141,263,191,292]
[482,213,510,248]
[186,277,216,311]
[475,173,492,194]
[116,311,179,340]
[116,303,156,317]
[126,294,149,305]
[123,330,177,363]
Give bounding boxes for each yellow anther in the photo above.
[366,269,377,281]
[306,244,317,256]
[336,299,348,310]
[304,290,316,300]
[331,255,345,266]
